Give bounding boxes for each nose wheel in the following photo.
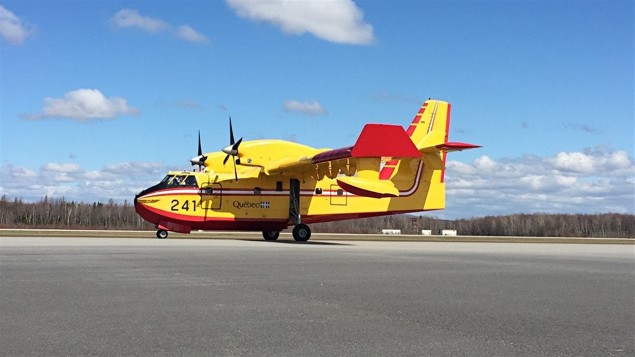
[156,229,168,239]
[262,230,280,241]
[292,224,311,242]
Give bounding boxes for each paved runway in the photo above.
[2,237,633,356]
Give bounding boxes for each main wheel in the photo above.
[262,230,280,241]
[156,229,168,239]
[292,224,311,242]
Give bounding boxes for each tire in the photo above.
[262,230,280,241]
[292,224,311,242]
[156,229,168,239]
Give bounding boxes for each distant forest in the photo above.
[1,195,633,238]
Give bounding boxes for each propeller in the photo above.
[222,117,242,181]
[190,130,208,171]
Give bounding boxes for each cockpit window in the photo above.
[184,175,197,186]
[161,174,198,187]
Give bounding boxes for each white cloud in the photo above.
[110,8,210,45]
[41,163,82,182]
[443,148,635,218]
[1,164,36,180]
[0,5,35,45]
[24,89,140,121]
[227,0,375,45]
[110,8,168,33]
[1,148,633,218]
[283,100,327,116]
[474,155,496,170]
[0,161,167,203]
[175,25,211,44]
[103,162,165,176]
[42,163,81,174]
[549,150,632,174]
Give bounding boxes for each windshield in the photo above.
[160,174,198,187]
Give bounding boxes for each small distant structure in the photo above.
[381,229,402,235]
[440,229,457,236]
[421,230,432,236]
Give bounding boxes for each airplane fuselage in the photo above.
[134,148,444,235]
[134,100,478,240]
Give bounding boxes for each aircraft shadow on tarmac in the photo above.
[239,239,352,246]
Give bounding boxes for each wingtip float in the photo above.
[135,99,480,241]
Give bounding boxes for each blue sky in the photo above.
[1,0,633,218]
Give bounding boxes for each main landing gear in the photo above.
[261,224,312,242]
[292,224,311,242]
[156,229,168,239]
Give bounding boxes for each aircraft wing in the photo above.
[264,124,421,176]
[210,165,263,183]
[261,123,481,198]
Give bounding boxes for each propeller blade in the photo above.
[229,117,235,145]
[191,130,207,171]
[223,117,242,182]
[233,137,243,151]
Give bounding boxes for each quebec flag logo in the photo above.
[260,201,270,209]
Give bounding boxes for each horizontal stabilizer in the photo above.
[436,142,482,152]
[351,124,421,158]
[337,176,399,198]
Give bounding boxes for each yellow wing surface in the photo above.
[202,100,479,196]
[173,99,477,202]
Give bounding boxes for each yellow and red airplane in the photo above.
[134,99,480,240]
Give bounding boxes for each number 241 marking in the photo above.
[171,199,197,212]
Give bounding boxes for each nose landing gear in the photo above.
[156,229,168,239]
[262,230,280,241]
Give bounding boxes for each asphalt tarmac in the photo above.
[1,237,633,356]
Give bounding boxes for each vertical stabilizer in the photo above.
[407,99,451,151]
[379,99,451,181]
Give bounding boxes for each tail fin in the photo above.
[380,100,450,179]
[407,99,450,151]
[380,99,480,180]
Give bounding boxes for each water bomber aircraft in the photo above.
[134,99,480,241]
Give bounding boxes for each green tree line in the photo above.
[312,213,635,238]
[1,195,633,237]
[0,196,151,230]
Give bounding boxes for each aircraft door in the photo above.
[289,178,301,225]
[200,183,222,211]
